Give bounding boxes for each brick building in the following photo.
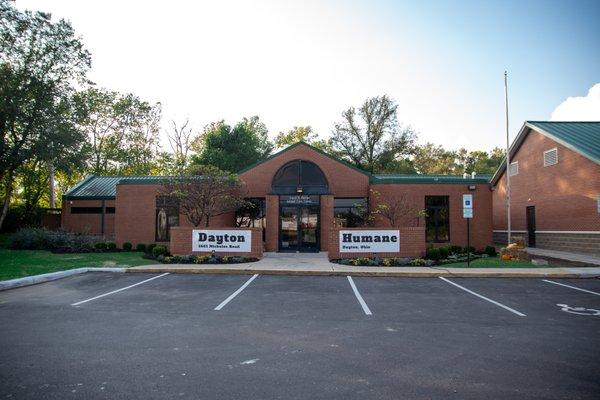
[491,121,600,255]
[62,142,493,258]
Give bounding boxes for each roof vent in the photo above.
[463,173,468,179]
[471,171,476,179]
[544,148,558,167]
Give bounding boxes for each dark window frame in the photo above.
[333,197,368,228]
[155,196,180,242]
[272,159,329,195]
[425,196,450,243]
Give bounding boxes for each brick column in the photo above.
[320,195,334,251]
[265,194,279,251]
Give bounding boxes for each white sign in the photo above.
[192,229,251,252]
[463,208,473,219]
[462,194,473,209]
[339,230,400,253]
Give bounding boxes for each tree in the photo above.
[330,95,417,173]
[159,165,247,227]
[274,126,318,149]
[413,143,457,174]
[165,119,194,175]
[370,190,423,227]
[191,116,273,172]
[0,0,91,229]
[74,87,162,175]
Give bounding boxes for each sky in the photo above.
[15,0,600,152]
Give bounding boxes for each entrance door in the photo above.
[279,206,319,252]
[526,206,536,247]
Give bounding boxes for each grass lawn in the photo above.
[0,248,156,281]
[442,255,549,268]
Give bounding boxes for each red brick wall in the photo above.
[370,183,493,250]
[328,227,426,259]
[320,195,334,251]
[265,194,279,251]
[239,143,370,198]
[61,199,115,237]
[114,184,236,248]
[493,129,600,231]
[169,226,263,257]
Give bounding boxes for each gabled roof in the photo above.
[64,175,168,199]
[238,141,373,178]
[490,121,600,185]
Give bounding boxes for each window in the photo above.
[509,161,519,176]
[236,198,266,241]
[155,196,179,242]
[71,206,115,214]
[334,198,368,227]
[272,160,328,194]
[544,148,558,167]
[425,196,449,242]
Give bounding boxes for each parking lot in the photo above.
[1,272,599,400]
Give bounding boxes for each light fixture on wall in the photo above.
[296,187,303,193]
[468,185,476,191]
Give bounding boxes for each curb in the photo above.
[126,267,584,279]
[0,267,127,292]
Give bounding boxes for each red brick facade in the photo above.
[61,199,115,237]
[492,129,600,254]
[62,143,496,258]
[169,226,263,258]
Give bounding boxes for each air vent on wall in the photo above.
[544,148,558,167]
[509,161,519,176]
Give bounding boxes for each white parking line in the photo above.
[542,279,600,296]
[214,274,259,311]
[439,277,526,317]
[71,273,170,306]
[347,276,372,316]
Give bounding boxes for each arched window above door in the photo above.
[271,160,329,194]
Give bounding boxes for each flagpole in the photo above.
[504,71,511,245]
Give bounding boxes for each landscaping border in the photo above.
[0,267,126,291]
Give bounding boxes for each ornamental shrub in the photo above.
[409,258,427,266]
[438,246,450,260]
[10,227,49,249]
[106,242,117,251]
[152,245,168,257]
[463,246,476,254]
[449,245,463,255]
[94,242,107,251]
[122,242,132,251]
[426,247,441,261]
[146,243,157,254]
[135,243,147,252]
[195,255,208,264]
[484,245,497,257]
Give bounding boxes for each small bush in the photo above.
[94,242,107,251]
[463,246,476,254]
[152,245,168,257]
[449,245,463,255]
[105,242,117,251]
[484,245,497,257]
[195,255,208,264]
[10,227,49,250]
[147,243,157,254]
[122,242,132,251]
[135,243,146,252]
[438,246,450,259]
[409,258,427,266]
[426,247,441,261]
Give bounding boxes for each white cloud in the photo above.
[550,83,600,121]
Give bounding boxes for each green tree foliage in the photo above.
[330,95,417,173]
[0,0,91,229]
[191,116,273,172]
[413,143,504,175]
[74,87,162,175]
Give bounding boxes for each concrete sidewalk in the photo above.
[128,252,600,278]
[527,247,600,266]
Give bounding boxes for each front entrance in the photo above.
[279,195,320,252]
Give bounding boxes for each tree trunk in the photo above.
[0,171,15,231]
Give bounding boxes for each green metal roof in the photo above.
[490,121,600,185]
[64,175,168,199]
[527,121,600,164]
[371,174,492,184]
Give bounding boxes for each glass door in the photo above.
[279,205,320,252]
[280,206,299,251]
